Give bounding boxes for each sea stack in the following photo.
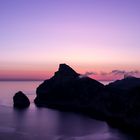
[13,91,30,108]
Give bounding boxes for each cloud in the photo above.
[79,72,97,78]
[79,70,140,79]
[103,70,140,78]
[111,70,126,75]
[128,70,139,75]
[100,72,108,76]
[111,70,140,77]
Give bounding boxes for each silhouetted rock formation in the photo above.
[105,77,140,132]
[107,76,140,90]
[34,63,140,132]
[34,64,106,116]
[13,91,30,108]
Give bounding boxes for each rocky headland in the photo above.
[33,64,140,132]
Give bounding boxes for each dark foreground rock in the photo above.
[107,76,140,90]
[34,63,140,133]
[106,78,140,132]
[13,91,30,108]
[34,64,108,118]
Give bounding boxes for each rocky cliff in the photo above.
[34,64,140,132]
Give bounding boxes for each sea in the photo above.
[0,81,137,140]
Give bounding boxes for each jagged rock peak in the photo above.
[54,63,79,78]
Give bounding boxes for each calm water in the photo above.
[0,81,136,140]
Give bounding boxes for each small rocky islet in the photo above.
[13,64,140,133]
[13,91,30,108]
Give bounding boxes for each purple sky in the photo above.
[0,0,140,80]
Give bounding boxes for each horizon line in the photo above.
[0,78,44,81]
[0,77,115,82]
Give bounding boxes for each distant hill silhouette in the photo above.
[107,76,140,90]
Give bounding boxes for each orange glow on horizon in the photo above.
[0,61,140,81]
[0,64,139,81]
[0,70,53,80]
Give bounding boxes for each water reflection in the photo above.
[55,111,107,137]
[10,107,134,140]
[0,81,136,140]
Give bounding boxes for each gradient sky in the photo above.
[0,0,140,80]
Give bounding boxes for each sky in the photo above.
[0,0,140,80]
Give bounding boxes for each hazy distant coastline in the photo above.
[0,79,113,86]
[0,79,44,81]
